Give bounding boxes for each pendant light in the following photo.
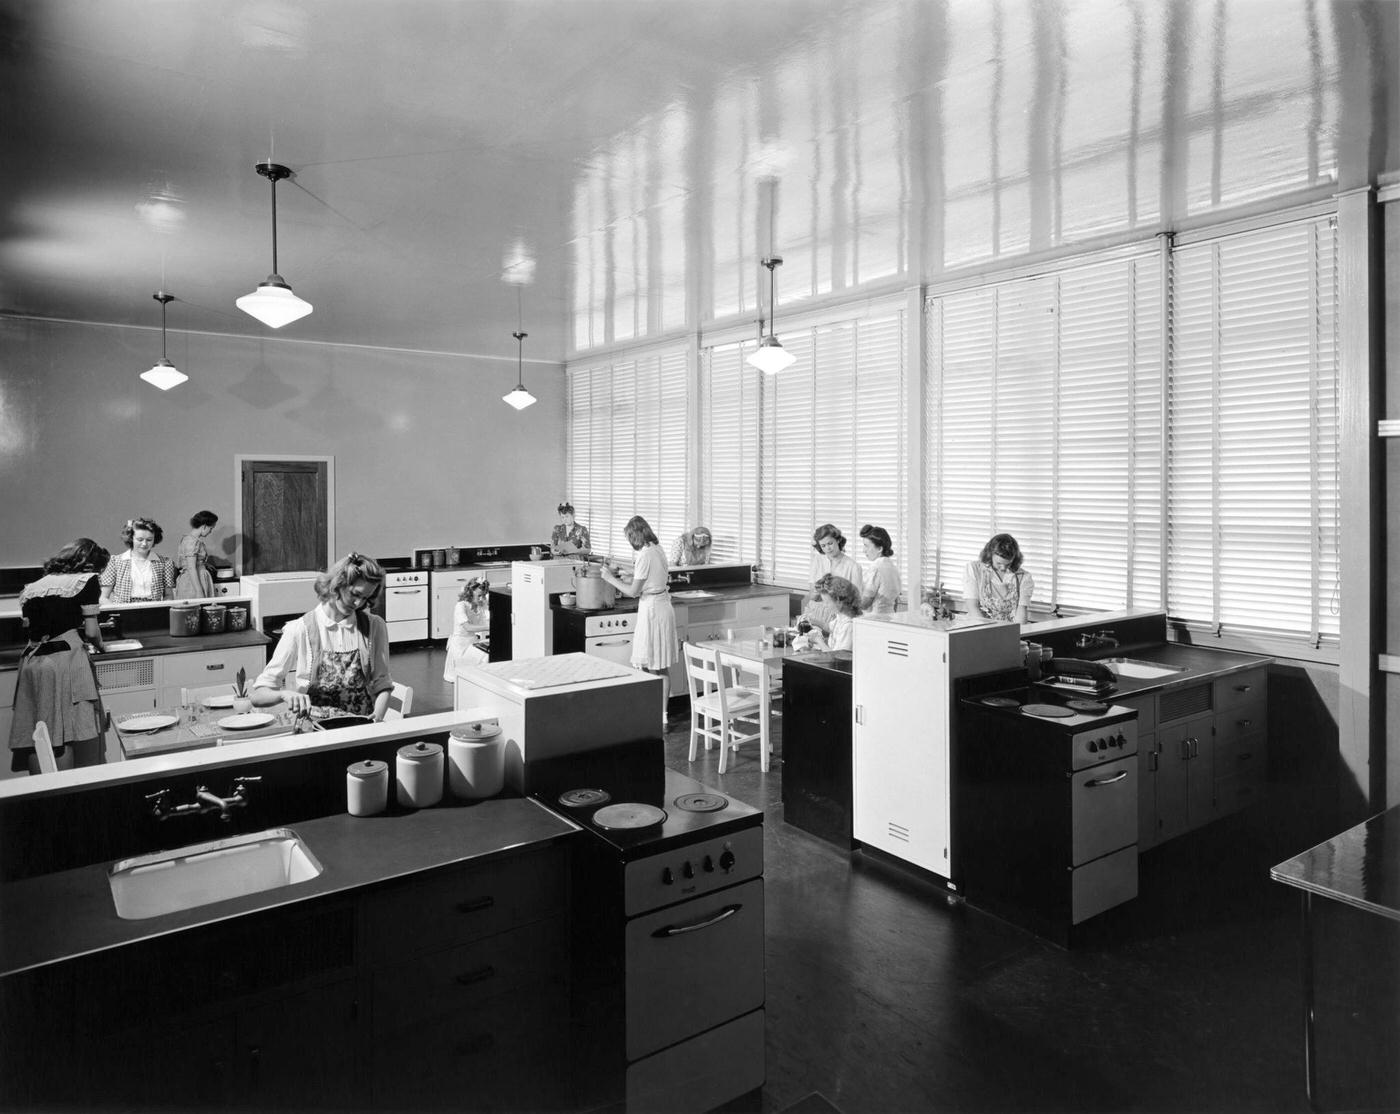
[236,161,313,328]
[502,288,537,410]
[747,256,796,374]
[140,292,188,390]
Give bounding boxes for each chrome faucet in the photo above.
[1076,630,1119,650]
[147,776,261,822]
[671,571,693,585]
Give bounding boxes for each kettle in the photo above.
[572,564,616,611]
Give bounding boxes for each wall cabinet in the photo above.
[668,592,789,695]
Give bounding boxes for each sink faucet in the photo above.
[671,571,692,585]
[1076,630,1119,650]
[147,777,261,822]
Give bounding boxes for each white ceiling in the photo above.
[0,0,1395,366]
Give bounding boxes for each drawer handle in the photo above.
[454,964,496,987]
[1236,719,1253,728]
[652,902,741,938]
[1239,752,1253,762]
[1085,770,1128,787]
[1234,684,1252,693]
[205,663,226,671]
[455,896,495,914]
[454,1034,496,1057]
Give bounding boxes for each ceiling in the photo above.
[0,0,1396,367]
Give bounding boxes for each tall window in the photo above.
[566,347,689,556]
[924,248,1164,611]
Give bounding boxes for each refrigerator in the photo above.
[851,613,1021,886]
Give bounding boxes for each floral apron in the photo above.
[307,648,373,716]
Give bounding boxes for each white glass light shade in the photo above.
[746,336,796,374]
[140,358,188,391]
[236,276,313,328]
[502,385,537,410]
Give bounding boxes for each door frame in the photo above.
[233,454,336,576]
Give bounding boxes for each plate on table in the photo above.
[217,712,276,731]
[201,693,237,708]
[119,713,179,733]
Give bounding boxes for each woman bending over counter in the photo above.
[963,533,1034,624]
[601,516,677,733]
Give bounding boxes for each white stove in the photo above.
[380,568,429,643]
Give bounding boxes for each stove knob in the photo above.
[703,855,715,873]
[662,867,674,885]
[1088,740,1099,753]
[1116,733,1127,749]
[719,849,736,872]
[682,861,694,879]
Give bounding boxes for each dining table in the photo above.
[697,635,816,762]
[112,698,299,760]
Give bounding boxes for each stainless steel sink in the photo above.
[108,828,323,920]
[1102,657,1183,680]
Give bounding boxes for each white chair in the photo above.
[713,649,772,773]
[384,682,414,720]
[181,682,242,706]
[721,626,785,712]
[31,722,58,775]
[682,643,764,771]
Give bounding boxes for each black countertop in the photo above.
[1040,643,1271,700]
[1271,805,1400,923]
[0,797,580,978]
[0,628,270,671]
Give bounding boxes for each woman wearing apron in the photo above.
[601,515,677,734]
[252,552,394,720]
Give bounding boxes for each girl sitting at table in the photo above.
[443,575,491,682]
[793,574,862,652]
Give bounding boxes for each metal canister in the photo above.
[169,603,202,637]
[226,605,249,632]
[200,603,227,634]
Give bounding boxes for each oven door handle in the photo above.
[651,903,742,938]
[1084,770,1129,787]
[589,637,633,647]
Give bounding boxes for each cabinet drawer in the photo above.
[734,596,787,626]
[1116,695,1156,734]
[1215,669,1266,715]
[1215,770,1265,816]
[161,648,263,688]
[1215,730,1267,782]
[371,916,568,1035]
[362,847,568,965]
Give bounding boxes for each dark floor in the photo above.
[395,645,1325,1114]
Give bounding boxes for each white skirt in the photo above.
[631,592,678,670]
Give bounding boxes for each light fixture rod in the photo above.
[513,329,528,388]
[255,162,292,276]
[762,256,783,339]
[154,291,174,359]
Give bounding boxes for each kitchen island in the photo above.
[781,651,854,848]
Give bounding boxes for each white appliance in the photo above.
[430,564,510,639]
[381,568,429,643]
[583,611,635,666]
[510,559,578,658]
[241,571,320,626]
[454,652,661,791]
[851,612,1021,884]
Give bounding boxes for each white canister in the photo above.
[346,759,389,817]
[396,741,445,809]
[448,723,505,799]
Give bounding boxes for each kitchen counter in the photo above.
[0,627,269,671]
[1050,642,1271,699]
[0,795,579,978]
[782,652,854,848]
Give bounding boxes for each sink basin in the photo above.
[108,828,323,920]
[1102,658,1183,680]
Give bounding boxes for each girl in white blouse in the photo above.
[858,523,901,613]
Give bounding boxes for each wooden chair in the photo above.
[682,643,762,766]
[31,722,59,775]
[384,682,414,720]
[720,626,785,713]
[713,649,772,773]
[181,682,242,706]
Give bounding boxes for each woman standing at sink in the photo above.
[99,517,176,604]
[600,516,677,733]
[963,533,1035,624]
[252,552,393,721]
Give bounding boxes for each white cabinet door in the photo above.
[158,647,265,706]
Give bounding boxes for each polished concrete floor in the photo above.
[399,645,1321,1114]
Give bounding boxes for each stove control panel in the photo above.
[1071,720,1138,769]
[385,569,429,587]
[623,825,763,916]
[584,613,635,636]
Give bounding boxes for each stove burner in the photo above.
[1066,699,1109,715]
[592,802,667,830]
[982,695,1023,708]
[558,788,610,809]
[673,792,728,813]
[1022,703,1074,718]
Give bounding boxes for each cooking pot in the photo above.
[573,564,616,611]
[169,603,201,637]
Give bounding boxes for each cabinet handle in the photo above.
[1179,739,1191,760]
[1234,684,1252,693]
[1148,749,1159,772]
[454,964,496,987]
[1237,718,1253,728]
[455,1034,496,1057]
[1239,752,1253,763]
[652,903,742,937]
[205,663,226,671]
[247,1046,260,1091]
[455,895,495,914]
[1189,737,1199,758]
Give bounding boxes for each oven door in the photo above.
[585,633,634,667]
[1071,756,1138,864]
[624,878,764,1061]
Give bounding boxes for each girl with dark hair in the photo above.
[858,523,901,613]
[99,516,176,603]
[600,515,677,732]
[550,501,591,556]
[803,523,864,632]
[963,533,1035,623]
[175,509,219,598]
[253,552,394,720]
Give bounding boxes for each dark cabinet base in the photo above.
[781,657,854,850]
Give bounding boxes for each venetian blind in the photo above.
[565,346,689,559]
[1167,216,1339,646]
[923,249,1163,613]
[700,340,762,565]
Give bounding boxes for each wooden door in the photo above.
[240,458,329,574]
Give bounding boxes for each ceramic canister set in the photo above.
[345,721,505,816]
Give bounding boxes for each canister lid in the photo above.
[202,603,226,612]
[347,759,387,779]
[451,721,502,741]
[397,741,443,762]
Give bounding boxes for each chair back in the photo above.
[181,682,241,706]
[682,642,722,702]
[31,722,58,775]
[385,682,414,720]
